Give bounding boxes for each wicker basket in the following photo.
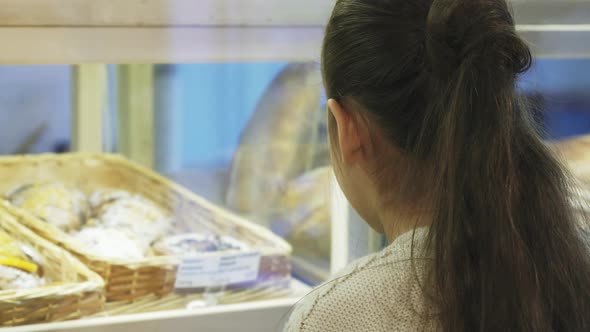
[0,153,292,302]
[0,205,104,326]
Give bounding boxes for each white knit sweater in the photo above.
[284,228,437,332]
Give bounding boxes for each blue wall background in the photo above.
[0,60,589,167]
[520,59,590,139]
[177,63,288,169]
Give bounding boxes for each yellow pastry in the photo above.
[0,230,39,274]
[0,229,24,258]
[0,257,37,273]
[9,182,87,232]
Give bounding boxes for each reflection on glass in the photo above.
[520,59,590,140]
[0,66,71,155]
[150,62,331,284]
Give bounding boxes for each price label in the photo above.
[175,252,261,289]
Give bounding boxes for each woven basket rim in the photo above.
[0,153,292,270]
[0,206,104,302]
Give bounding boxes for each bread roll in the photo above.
[9,182,87,232]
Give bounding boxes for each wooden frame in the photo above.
[71,64,107,153]
[116,65,155,168]
[0,27,325,64]
[0,1,585,64]
[0,0,330,64]
[0,0,586,28]
[0,0,333,27]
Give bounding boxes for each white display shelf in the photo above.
[0,0,334,27]
[0,0,333,64]
[0,0,588,63]
[1,0,584,27]
[519,25,590,59]
[4,280,311,332]
[0,27,325,64]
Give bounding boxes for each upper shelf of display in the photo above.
[0,0,587,64]
[0,0,334,27]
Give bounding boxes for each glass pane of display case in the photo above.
[0,65,71,155]
[520,59,590,140]
[113,63,332,285]
[524,60,590,224]
[0,63,313,330]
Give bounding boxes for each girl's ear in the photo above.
[328,98,362,165]
[328,98,374,165]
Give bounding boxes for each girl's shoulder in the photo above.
[284,228,435,332]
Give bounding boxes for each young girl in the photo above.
[285,0,590,331]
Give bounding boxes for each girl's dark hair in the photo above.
[323,0,590,331]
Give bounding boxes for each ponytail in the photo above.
[323,0,590,330]
[422,1,590,330]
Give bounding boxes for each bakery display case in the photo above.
[0,0,588,331]
[150,62,333,284]
[0,1,332,331]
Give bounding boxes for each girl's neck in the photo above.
[378,205,433,243]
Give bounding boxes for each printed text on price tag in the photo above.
[175,252,261,289]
